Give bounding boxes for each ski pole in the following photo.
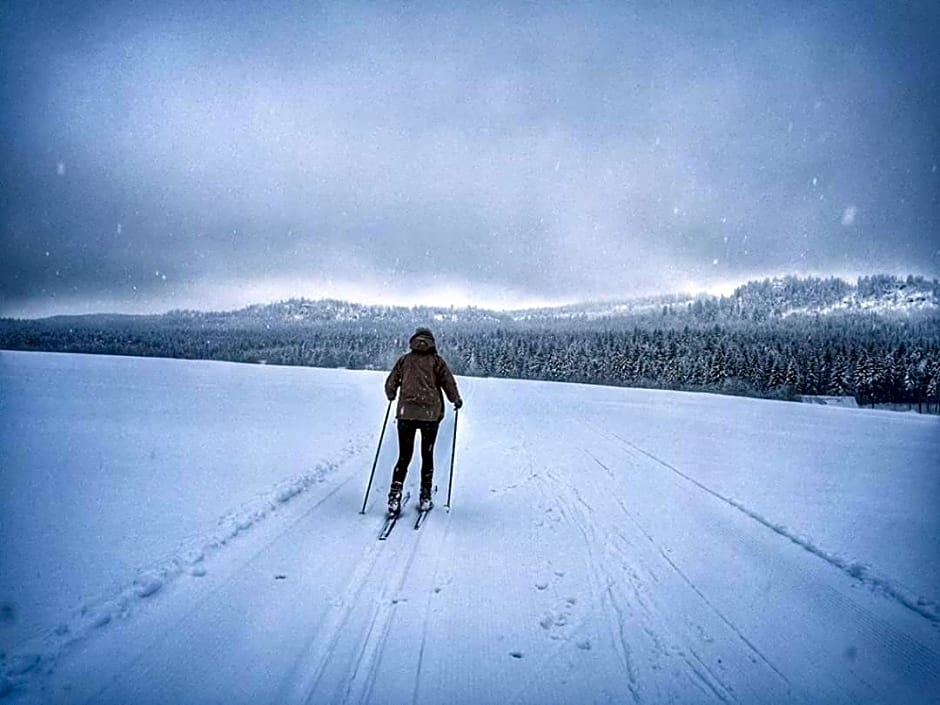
[360,399,392,514]
[445,407,459,509]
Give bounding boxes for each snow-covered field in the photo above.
[1,350,938,704]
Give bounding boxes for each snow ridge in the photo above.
[608,432,940,624]
[0,458,345,696]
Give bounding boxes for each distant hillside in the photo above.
[730,275,939,320]
[30,273,930,330]
[206,274,940,326]
[512,274,938,324]
[2,274,939,411]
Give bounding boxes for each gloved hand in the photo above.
[387,394,396,402]
[454,398,463,410]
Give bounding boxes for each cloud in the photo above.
[2,2,938,316]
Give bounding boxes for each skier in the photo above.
[384,327,463,515]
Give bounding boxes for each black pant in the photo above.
[392,419,440,491]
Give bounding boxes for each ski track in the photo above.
[79,472,363,705]
[586,449,790,692]
[536,463,742,704]
[522,387,769,703]
[569,416,760,702]
[582,421,940,703]
[537,470,643,701]
[0,441,367,696]
[354,503,452,705]
[342,534,420,705]
[283,519,411,704]
[604,429,939,624]
[410,505,452,705]
[281,492,450,705]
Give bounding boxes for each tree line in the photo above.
[2,311,938,411]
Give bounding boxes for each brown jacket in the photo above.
[385,331,461,422]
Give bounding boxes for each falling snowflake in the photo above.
[841,206,857,226]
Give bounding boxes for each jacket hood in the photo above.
[409,327,436,353]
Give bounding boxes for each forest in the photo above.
[3,275,939,410]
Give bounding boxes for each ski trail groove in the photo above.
[282,501,412,705]
[548,460,749,703]
[591,428,940,701]
[524,468,642,703]
[605,478,792,690]
[535,469,646,703]
[290,538,388,705]
[541,420,766,701]
[411,510,453,705]
[86,473,360,705]
[604,582,643,704]
[605,430,939,624]
[345,515,430,705]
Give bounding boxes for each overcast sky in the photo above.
[2,1,939,317]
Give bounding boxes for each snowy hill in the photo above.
[733,275,940,319]
[254,275,939,322]
[1,351,938,704]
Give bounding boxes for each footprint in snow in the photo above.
[134,573,163,598]
[509,651,524,659]
[274,574,287,580]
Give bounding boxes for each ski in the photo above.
[414,485,438,530]
[414,507,431,530]
[378,491,411,541]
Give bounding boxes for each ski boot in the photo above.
[418,486,433,512]
[387,481,403,516]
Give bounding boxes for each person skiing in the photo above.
[384,327,462,515]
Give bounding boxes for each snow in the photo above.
[0,352,368,657]
[800,395,859,408]
[1,350,939,704]
[782,285,939,316]
[841,206,857,226]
